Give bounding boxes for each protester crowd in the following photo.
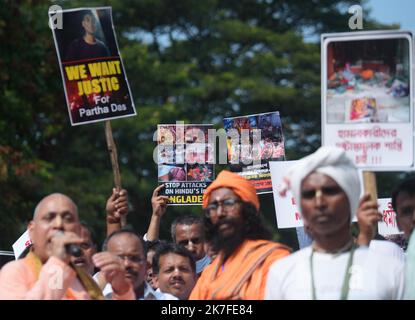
[0,146,414,300]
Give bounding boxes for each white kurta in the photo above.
[265,245,404,300]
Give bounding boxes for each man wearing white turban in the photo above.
[266,146,405,300]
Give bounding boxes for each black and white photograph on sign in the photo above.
[326,37,411,124]
[49,7,136,125]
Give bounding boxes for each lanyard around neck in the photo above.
[309,244,356,300]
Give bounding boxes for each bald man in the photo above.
[0,193,134,300]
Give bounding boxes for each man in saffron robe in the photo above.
[189,171,291,300]
[0,193,134,300]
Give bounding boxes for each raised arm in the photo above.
[356,193,382,246]
[146,185,169,241]
[106,188,129,236]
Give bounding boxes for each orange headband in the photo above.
[202,170,260,212]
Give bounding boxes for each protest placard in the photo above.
[12,230,32,259]
[223,111,286,194]
[49,7,136,125]
[321,30,413,170]
[270,161,364,229]
[377,198,402,236]
[269,161,302,228]
[157,124,214,205]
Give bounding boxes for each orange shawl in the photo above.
[189,239,290,300]
[0,251,104,300]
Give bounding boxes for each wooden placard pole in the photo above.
[362,171,378,203]
[362,171,378,236]
[104,121,126,227]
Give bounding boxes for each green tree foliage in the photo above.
[0,0,399,249]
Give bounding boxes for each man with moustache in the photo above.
[70,222,97,275]
[98,229,177,300]
[144,240,167,290]
[265,146,405,300]
[152,242,197,300]
[146,185,211,275]
[170,215,211,275]
[189,171,291,300]
[0,193,134,300]
[71,187,128,277]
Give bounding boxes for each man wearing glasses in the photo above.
[146,186,211,275]
[97,229,177,300]
[189,170,291,300]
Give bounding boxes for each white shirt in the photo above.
[142,233,211,274]
[369,240,406,263]
[265,245,404,300]
[105,281,177,300]
[93,272,178,300]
